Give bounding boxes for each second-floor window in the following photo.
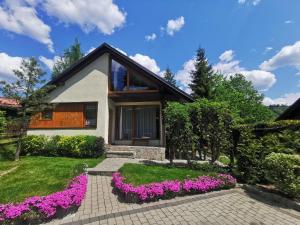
[110,59,157,91]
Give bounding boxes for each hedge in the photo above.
[21,135,105,158]
[265,153,300,197]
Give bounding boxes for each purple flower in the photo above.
[112,172,236,203]
[0,174,88,223]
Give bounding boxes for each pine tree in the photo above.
[163,67,177,87]
[189,48,214,99]
[52,38,84,78]
[0,58,53,160]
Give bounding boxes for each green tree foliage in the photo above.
[212,73,274,123]
[163,67,177,87]
[268,104,288,117]
[52,39,84,78]
[235,120,300,183]
[189,48,215,99]
[164,100,235,164]
[189,99,234,163]
[265,153,300,197]
[0,58,53,160]
[0,111,6,133]
[164,102,193,164]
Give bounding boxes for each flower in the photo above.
[0,174,88,223]
[112,172,236,203]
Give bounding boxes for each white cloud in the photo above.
[219,50,234,62]
[285,20,293,24]
[263,92,300,106]
[0,52,23,82]
[43,0,126,35]
[238,0,261,6]
[166,16,185,36]
[130,53,160,74]
[39,55,60,70]
[239,70,276,91]
[0,0,53,52]
[260,41,300,72]
[263,46,273,54]
[145,33,156,41]
[213,50,276,91]
[175,58,195,94]
[86,47,96,54]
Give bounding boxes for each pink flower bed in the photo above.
[0,174,87,224]
[112,172,236,203]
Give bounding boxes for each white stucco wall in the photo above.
[27,53,110,142]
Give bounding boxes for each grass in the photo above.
[0,156,104,204]
[119,163,218,186]
[0,160,18,172]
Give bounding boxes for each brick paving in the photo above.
[44,175,300,225]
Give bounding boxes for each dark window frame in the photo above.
[109,57,158,92]
[40,110,53,120]
[84,102,98,128]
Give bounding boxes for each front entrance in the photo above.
[114,105,161,146]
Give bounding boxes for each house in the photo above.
[0,97,20,118]
[276,98,300,120]
[28,43,193,160]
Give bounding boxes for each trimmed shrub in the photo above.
[235,128,267,184]
[164,102,194,163]
[235,120,300,184]
[188,99,235,162]
[21,135,105,158]
[21,135,48,156]
[264,153,300,197]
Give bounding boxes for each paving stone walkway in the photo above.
[45,175,300,225]
[87,158,139,175]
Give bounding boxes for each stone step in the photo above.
[106,150,135,159]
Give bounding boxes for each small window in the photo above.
[85,103,97,127]
[41,111,53,120]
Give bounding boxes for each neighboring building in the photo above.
[0,97,20,118]
[276,98,300,120]
[28,43,192,159]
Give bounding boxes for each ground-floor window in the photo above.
[116,105,160,140]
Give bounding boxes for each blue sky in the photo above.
[0,0,300,105]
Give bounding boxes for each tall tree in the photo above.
[0,58,53,160]
[52,39,84,78]
[163,67,177,87]
[212,73,275,123]
[189,48,215,99]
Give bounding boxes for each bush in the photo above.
[21,135,105,158]
[0,143,16,160]
[235,121,300,184]
[164,102,194,163]
[21,135,48,156]
[0,110,6,133]
[188,99,235,162]
[235,128,267,184]
[264,153,300,197]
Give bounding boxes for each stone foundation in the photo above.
[107,145,165,161]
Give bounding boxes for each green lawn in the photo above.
[119,163,217,186]
[0,156,104,204]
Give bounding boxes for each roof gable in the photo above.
[48,43,193,102]
[276,98,300,120]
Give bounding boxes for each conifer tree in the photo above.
[163,67,177,87]
[189,48,214,99]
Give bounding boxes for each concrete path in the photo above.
[45,175,300,225]
[87,158,140,175]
